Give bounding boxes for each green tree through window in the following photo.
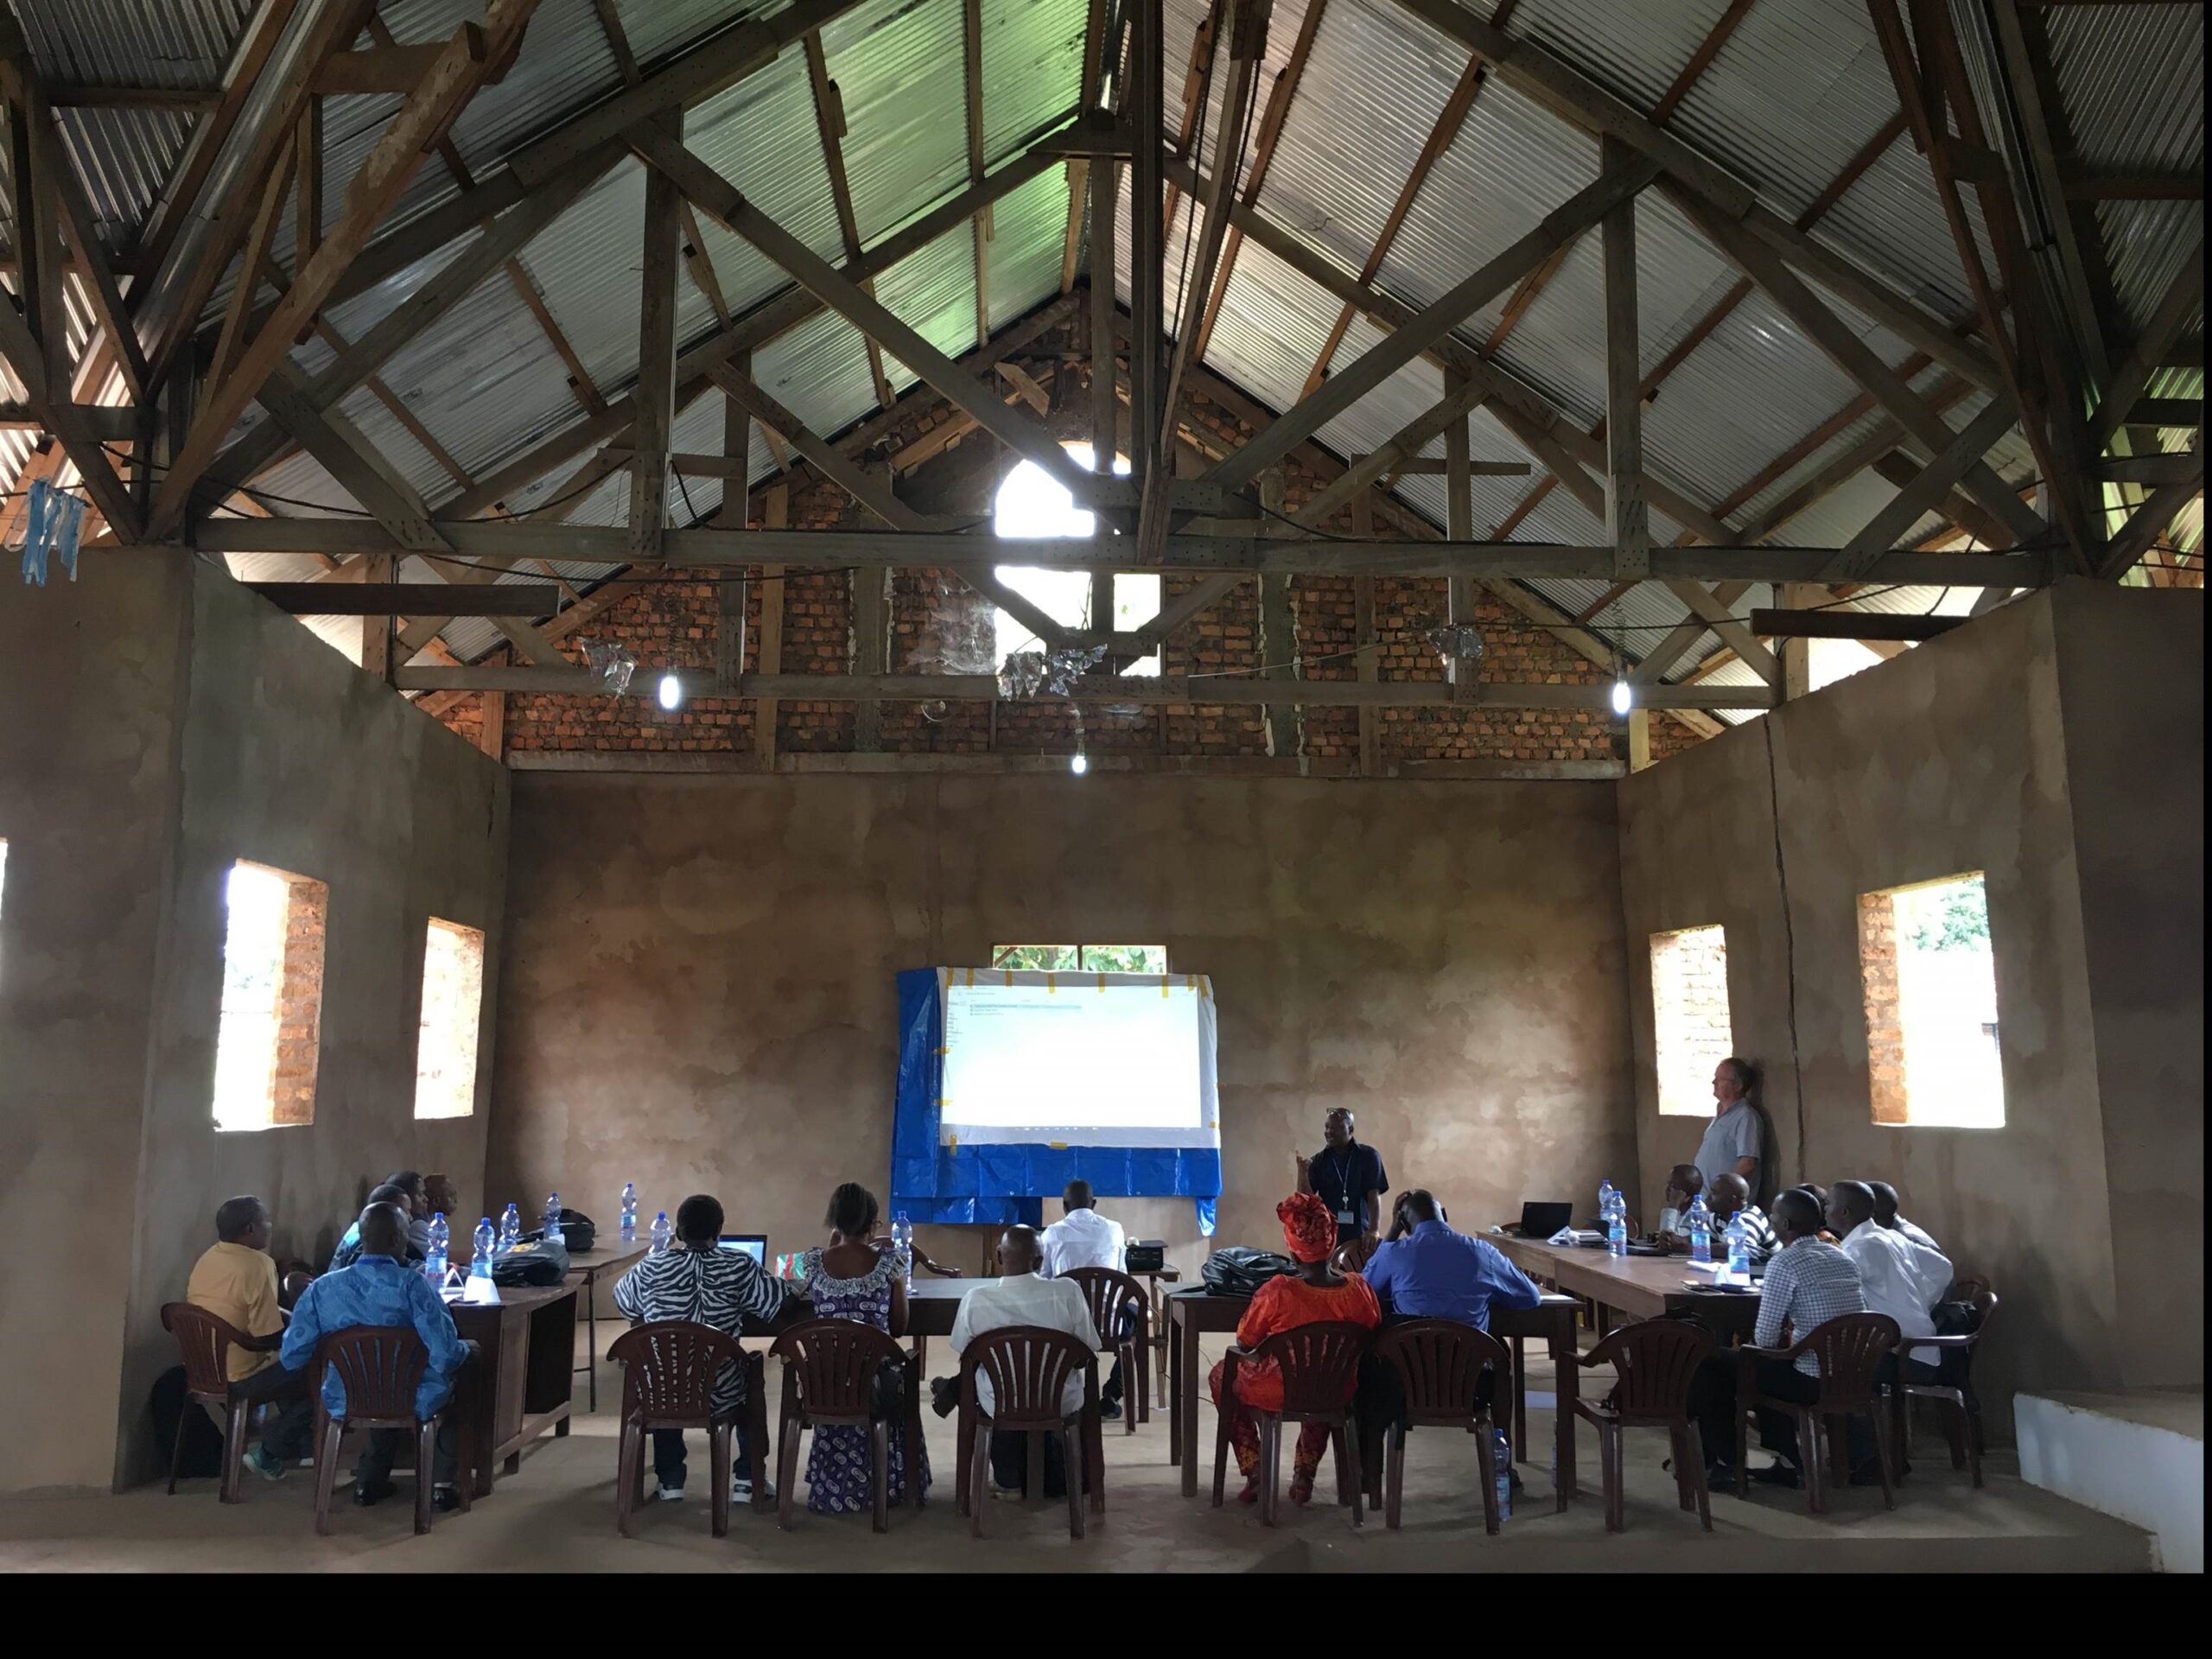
[990,944,1167,972]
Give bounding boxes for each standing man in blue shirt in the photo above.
[1296,1109,1389,1254]
[279,1203,473,1511]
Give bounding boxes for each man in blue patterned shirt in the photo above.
[279,1203,472,1511]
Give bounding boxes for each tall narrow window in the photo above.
[414,918,486,1120]
[1650,925,1733,1116]
[1860,872,2005,1128]
[213,861,327,1131]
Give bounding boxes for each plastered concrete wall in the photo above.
[489,775,1635,1286]
[0,555,191,1491]
[1620,582,2203,1429]
[2051,583,2203,1389]
[0,559,506,1491]
[110,569,509,1485]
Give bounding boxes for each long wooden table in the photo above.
[1162,1287,1584,1503]
[1488,1233,1762,1343]
[449,1279,586,1499]
[566,1243,649,1411]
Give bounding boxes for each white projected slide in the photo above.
[938,971,1219,1148]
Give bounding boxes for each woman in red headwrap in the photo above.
[1207,1191,1382,1505]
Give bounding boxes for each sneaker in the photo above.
[929,1377,958,1419]
[733,1471,774,1503]
[352,1478,397,1507]
[431,1485,462,1514]
[1750,1460,1802,1490]
[1098,1399,1122,1421]
[656,1484,686,1503]
[245,1444,287,1482]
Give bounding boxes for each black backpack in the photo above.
[1200,1246,1295,1296]
[149,1365,226,1479]
[493,1234,571,1287]
[537,1208,595,1254]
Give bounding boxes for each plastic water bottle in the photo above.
[543,1192,563,1244]
[892,1211,914,1292]
[649,1211,672,1255]
[470,1217,496,1280]
[424,1213,449,1280]
[1725,1213,1750,1283]
[1493,1428,1513,1522]
[1606,1204,1627,1259]
[1687,1194,1713,1263]
[1597,1180,1618,1229]
[499,1202,520,1253]
[620,1182,639,1243]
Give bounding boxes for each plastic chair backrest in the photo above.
[1584,1317,1716,1422]
[609,1319,749,1423]
[314,1325,433,1426]
[770,1317,905,1418]
[1062,1267,1147,1346]
[1374,1318,1507,1422]
[1249,1320,1371,1416]
[162,1302,250,1399]
[1791,1312,1899,1408]
[964,1324,1094,1429]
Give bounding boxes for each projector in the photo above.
[1125,1240,1166,1273]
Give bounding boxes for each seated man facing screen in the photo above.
[1828,1180,1953,1390]
[1869,1180,1942,1251]
[1655,1164,1705,1243]
[613,1193,794,1503]
[1039,1179,1137,1420]
[328,1184,423,1274]
[945,1225,1103,1498]
[184,1195,315,1481]
[1705,1173,1779,1266]
[280,1202,472,1511]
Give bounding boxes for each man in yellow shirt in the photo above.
[183,1196,314,1481]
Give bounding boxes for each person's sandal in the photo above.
[1287,1472,1315,1505]
[1236,1478,1261,1505]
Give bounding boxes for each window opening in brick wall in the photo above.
[1650,925,1733,1116]
[414,918,486,1121]
[991,944,1168,973]
[0,836,9,918]
[1860,872,2004,1128]
[992,443,1160,676]
[213,861,327,1132]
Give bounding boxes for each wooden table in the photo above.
[1489,1234,1761,1343]
[1135,1266,1182,1395]
[565,1242,649,1412]
[449,1279,585,1499]
[1162,1287,1583,1504]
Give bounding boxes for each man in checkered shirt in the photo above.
[1745,1188,1870,1481]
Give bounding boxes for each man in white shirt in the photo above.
[1039,1179,1137,1419]
[945,1226,1103,1498]
[1040,1179,1125,1276]
[1828,1181,1953,1380]
[1868,1181,1942,1251]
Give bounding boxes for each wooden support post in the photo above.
[1090,151,1119,480]
[1353,496,1380,778]
[1601,136,1649,579]
[1444,371,1475,696]
[361,553,396,680]
[755,486,787,766]
[1259,467,1300,758]
[296,94,323,269]
[1627,707,1651,772]
[629,112,683,560]
[853,465,887,752]
[714,375,749,693]
[478,689,506,762]
[1780,583,1816,701]
[1128,0,1165,508]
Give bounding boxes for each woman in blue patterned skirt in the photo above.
[798,1183,930,1513]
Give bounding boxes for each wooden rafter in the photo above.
[1061,0,1109,295]
[803,30,898,410]
[963,0,991,345]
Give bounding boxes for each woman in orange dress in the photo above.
[1209,1191,1382,1504]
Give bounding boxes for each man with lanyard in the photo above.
[1295,1108,1388,1254]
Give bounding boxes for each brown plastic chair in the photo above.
[770,1318,921,1533]
[959,1324,1098,1540]
[1573,1317,1719,1533]
[1062,1266,1150,1433]
[1885,1282,1997,1489]
[1372,1319,1509,1533]
[1331,1236,1376,1274]
[1736,1312,1898,1514]
[606,1321,760,1538]
[1211,1319,1370,1529]
[161,1302,270,1503]
[308,1325,468,1536]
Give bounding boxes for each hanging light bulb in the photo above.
[1070,750,1090,775]
[1611,677,1633,715]
[657,672,683,710]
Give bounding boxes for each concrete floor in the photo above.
[0,1333,2153,1573]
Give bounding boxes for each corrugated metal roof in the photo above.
[823,0,974,247]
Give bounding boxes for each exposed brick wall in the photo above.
[1644,713,1712,766]
[436,344,1648,770]
[1859,892,1909,1126]
[270,874,327,1128]
[1650,923,1732,1118]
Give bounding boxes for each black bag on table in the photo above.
[537,1208,595,1255]
[493,1234,571,1287]
[1199,1246,1295,1297]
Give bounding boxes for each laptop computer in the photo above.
[717,1233,767,1264]
[1514,1201,1573,1237]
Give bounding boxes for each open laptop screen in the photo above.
[717,1234,767,1263]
